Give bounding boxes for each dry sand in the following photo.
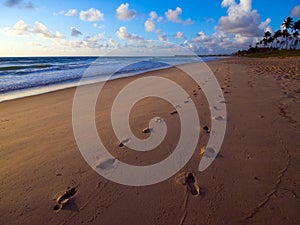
[0,57,299,225]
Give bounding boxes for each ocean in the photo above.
[0,56,220,102]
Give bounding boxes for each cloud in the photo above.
[291,5,300,17]
[13,19,29,35]
[65,9,78,16]
[33,21,64,39]
[109,38,119,47]
[116,26,144,42]
[70,27,82,37]
[145,20,155,32]
[192,31,211,43]
[93,23,104,29]
[183,18,194,25]
[24,1,34,9]
[144,11,164,32]
[66,35,104,49]
[4,0,22,7]
[80,8,104,22]
[204,17,215,23]
[165,7,182,23]
[158,33,167,41]
[3,20,64,40]
[175,31,184,39]
[4,0,35,9]
[149,11,157,20]
[165,7,193,25]
[116,3,136,21]
[218,0,270,37]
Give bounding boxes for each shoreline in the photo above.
[1,57,299,225]
[0,56,229,103]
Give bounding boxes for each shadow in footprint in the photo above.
[185,173,200,196]
[53,187,77,212]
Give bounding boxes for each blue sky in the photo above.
[0,0,299,56]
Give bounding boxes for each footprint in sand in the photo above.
[119,138,130,147]
[175,172,200,196]
[213,116,226,121]
[155,118,164,123]
[202,147,217,158]
[142,128,152,134]
[53,187,77,211]
[95,158,116,170]
[203,126,210,133]
[185,173,200,196]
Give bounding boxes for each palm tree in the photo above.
[292,31,299,49]
[291,20,300,49]
[262,31,272,48]
[282,17,294,30]
[281,29,290,49]
[273,30,282,49]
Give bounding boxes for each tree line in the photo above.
[255,17,300,50]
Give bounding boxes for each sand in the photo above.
[0,57,299,225]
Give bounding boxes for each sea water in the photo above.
[0,56,221,102]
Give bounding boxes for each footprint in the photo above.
[203,126,210,133]
[142,128,152,134]
[119,138,130,147]
[53,187,77,211]
[185,173,200,196]
[96,158,116,170]
[175,172,200,196]
[155,118,164,123]
[202,147,217,158]
[213,116,225,121]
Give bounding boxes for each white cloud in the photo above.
[165,7,193,25]
[158,33,167,41]
[175,31,184,39]
[218,0,270,37]
[67,35,102,49]
[291,5,300,17]
[145,20,155,32]
[165,7,182,23]
[13,19,29,35]
[3,20,64,40]
[80,8,104,22]
[116,26,144,42]
[157,17,163,22]
[93,23,105,29]
[144,11,163,33]
[65,9,78,16]
[192,31,211,43]
[109,38,119,47]
[149,11,157,20]
[33,21,64,39]
[116,3,136,21]
[70,27,82,37]
[183,18,194,25]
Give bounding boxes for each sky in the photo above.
[0,0,299,56]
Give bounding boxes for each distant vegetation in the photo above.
[235,17,300,57]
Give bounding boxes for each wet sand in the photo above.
[0,57,299,225]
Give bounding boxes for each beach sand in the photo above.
[0,57,299,225]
